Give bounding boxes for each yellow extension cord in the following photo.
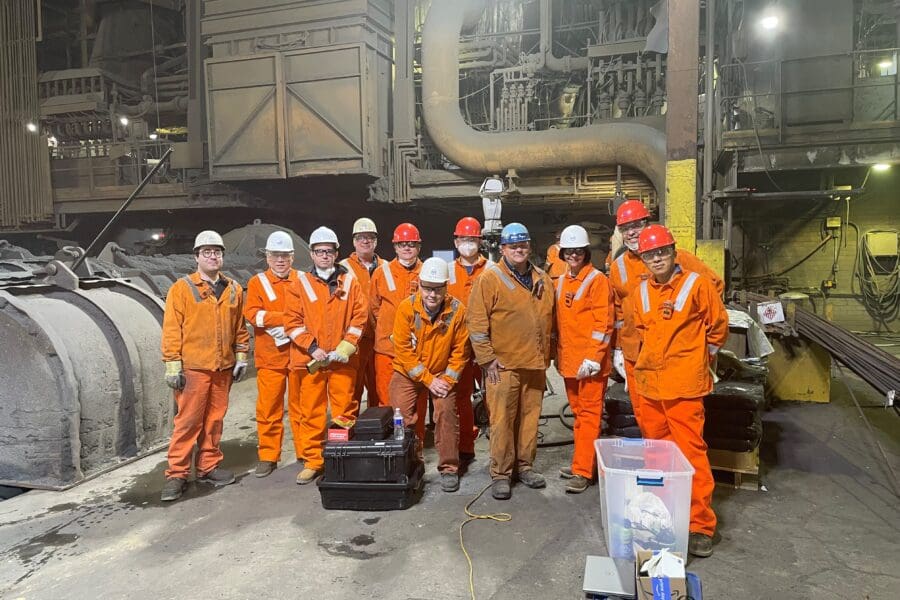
[459,482,513,600]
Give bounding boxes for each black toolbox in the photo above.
[354,406,394,440]
[323,430,417,483]
[317,462,425,511]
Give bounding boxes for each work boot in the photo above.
[440,472,460,493]
[558,466,574,479]
[160,478,186,502]
[516,469,547,489]
[491,478,511,500]
[199,467,236,487]
[688,533,714,558]
[296,468,321,485]
[565,475,590,494]
[254,461,276,478]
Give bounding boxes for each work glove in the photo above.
[307,357,331,374]
[576,359,602,380]
[164,360,185,390]
[265,326,291,347]
[334,340,357,360]
[232,352,249,382]
[613,348,627,389]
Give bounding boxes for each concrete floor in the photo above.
[1,370,898,600]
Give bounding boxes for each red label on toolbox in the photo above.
[328,428,350,442]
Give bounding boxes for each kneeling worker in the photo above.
[632,225,728,558]
[390,258,470,492]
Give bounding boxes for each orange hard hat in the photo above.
[454,217,482,237]
[638,224,676,254]
[392,222,421,243]
[616,200,651,226]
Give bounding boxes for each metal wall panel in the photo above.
[205,54,286,180]
[0,0,52,229]
[283,44,368,176]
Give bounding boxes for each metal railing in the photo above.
[49,140,185,191]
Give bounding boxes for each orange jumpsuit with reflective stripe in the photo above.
[545,243,567,282]
[340,252,382,410]
[467,259,554,480]
[446,255,491,455]
[161,273,250,479]
[555,264,614,479]
[609,249,723,428]
[632,267,729,537]
[370,258,421,407]
[244,269,303,463]
[284,266,367,471]
[391,293,470,470]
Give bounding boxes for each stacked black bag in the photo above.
[703,381,766,452]
[604,382,642,438]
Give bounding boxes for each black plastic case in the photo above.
[323,430,417,483]
[317,462,425,511]
[354,406,394,441]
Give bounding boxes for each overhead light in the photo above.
[878,60,894,69]
[871,163,891,172]
[760,15,779,30]
[149,133,158,140]
[119,116,129,126]
[25,122,38,133]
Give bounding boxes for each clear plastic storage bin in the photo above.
[594,438,695,559]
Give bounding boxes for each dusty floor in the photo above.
[0,369,898,600]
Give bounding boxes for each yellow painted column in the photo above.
[665,158,698,253]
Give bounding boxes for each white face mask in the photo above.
[398,257,417,267]
[457,241,479,258]
[315,266,335,279]
[625,239,640,252]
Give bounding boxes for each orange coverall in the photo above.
[340,252,383,410]
[609,249,723,429]
[391,293,470,470]
[555,264,615,479]
[446,255,492,456]
[243,269,303,463]
[161,273,250,479]
[466,260,555,480]
[632,267,729,537]
[370,258,421,407]
[285,266,367,471]
[545,243,567,282]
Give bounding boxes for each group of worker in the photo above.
[159,200,728,558]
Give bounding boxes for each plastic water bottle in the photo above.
[393,408,405,441]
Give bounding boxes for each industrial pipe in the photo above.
[538,0,590,72]
[422,0,667,199]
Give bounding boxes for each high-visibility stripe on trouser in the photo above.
[388,372,441,467]
[453,361,479,455]
[296,364,358,471]
[484,368,545,480]
[623,358,645,433]
[255,368,302,462]
[640,397,717,537]
[166,369,232,479]
[352,336,380,411]
[373,352,395,409]
[563,376,607,479]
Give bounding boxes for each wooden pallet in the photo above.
[709,447,761,491]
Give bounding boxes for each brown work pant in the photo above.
[389,372,458,473]
[166,368,232,479]
[485,368,545,480]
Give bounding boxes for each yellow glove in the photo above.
[307,357,330,374]
[164,360,185,390]
[335,340,357,360]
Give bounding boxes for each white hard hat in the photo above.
[420,257,450,284]
[352,218,377,235]
[194,230,225,251]
[559,225,590,249]
[265,231,294,252]
[309,226,340,248]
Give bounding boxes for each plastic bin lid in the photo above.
[594,437,695,477]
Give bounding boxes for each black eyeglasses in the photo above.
[199,249,223,258]
[312,248,337,257]
[395,242,420,249]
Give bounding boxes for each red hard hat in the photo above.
[392,223,421,243]
[616,200,651,226]
[454,217,482,237]
[638,224,676,254]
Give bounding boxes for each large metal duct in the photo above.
[421,0,667,199]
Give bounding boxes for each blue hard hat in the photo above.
[500,222,530,245]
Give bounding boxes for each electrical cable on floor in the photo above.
[836,363,900,499]
[459,481,512,600]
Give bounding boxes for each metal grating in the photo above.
[0,0,52,229]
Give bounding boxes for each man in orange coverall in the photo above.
[554,225,614,494]
[544,229,567,283]
[632,224,729,558]
[608,200,723,431]
[390,257,470,492]
[286,226,367,485]
[446,216,491,465]
[370,223,423,406]
[243,231,301,478]
[160,230,250,502]
[339,217,383,409]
